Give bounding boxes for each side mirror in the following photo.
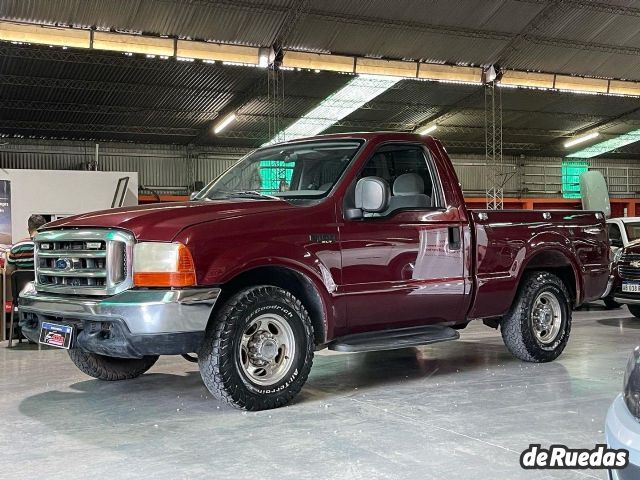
[190,192,199,201]
[352,177,390,217]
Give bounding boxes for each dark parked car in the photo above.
[610,241,640,317]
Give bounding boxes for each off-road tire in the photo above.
[68,350,159,380]
[198,286,314,411]
[500,271,571,362]
[604,296,621,310]
[628,304,640,318]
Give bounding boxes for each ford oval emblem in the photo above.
[55,258,72,270]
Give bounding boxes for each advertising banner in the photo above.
[0,180,11,250]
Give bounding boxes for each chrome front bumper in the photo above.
[602,275,614,299]
[18,282,220,335]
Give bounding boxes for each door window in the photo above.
[608,223,623,248]
[347,144,439,217]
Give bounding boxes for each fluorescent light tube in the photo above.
[416,124,437,135]
[564,132,599,148]
[566,129,640,158]
[213,113,237,134]
[264,74,402,145]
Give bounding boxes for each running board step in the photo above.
[328,325,459,353]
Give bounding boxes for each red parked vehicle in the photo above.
[18,132,610,410]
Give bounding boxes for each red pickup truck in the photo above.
[18,132,610,410]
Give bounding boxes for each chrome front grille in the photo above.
[618,254,640,280]
[34,229,134,296]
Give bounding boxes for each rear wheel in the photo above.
[68,350,158,380]
[501,271,571,362]
[198,286,314,411]
[628,304,640,318]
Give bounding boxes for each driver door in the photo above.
[338,143,469,332]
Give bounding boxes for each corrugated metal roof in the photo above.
[5,0,640,80]
[0,42,266,143]
[2,39,640,156]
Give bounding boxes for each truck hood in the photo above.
[44,199,294,241]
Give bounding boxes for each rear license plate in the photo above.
[39,322,73,349]
[622,282,640,293]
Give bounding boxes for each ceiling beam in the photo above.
[0,120,198,137]
[442,140,540,151]
[0,98,223,116]
[517,0,640,17]
[0,73,238,97]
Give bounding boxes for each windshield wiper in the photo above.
[219,190,280,200]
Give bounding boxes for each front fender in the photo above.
[174,222,342,340]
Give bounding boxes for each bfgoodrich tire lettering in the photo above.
[500,271,571,362]
[198,286,314,411]
[67,349,158,380]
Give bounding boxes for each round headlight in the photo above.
[623,346,640,418]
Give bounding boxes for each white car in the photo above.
[608,217,640,253]
[606,346,640,479]
[604,218,640,309]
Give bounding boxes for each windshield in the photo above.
[195,140,363,201]
[625,222,640,242]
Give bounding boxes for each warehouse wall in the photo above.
[450,153,640,198]
[0,169,138,242]
[0,140,247,196]
[1,139,639,198]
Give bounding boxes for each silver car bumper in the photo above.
[614,297,640,305]
[606,394,640,480]
[18,281,220,335]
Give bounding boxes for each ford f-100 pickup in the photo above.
[18,132,610,410]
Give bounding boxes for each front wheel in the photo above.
[68,349,158,380]
[501,271,571,362]
[628,304,640,318]
[198,286,314,411]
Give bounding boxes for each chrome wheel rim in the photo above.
[238,313,296,386]
[531,291,562,344]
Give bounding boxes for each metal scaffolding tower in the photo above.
[264,47,289,193]
[267,51,285,144]
[483,66,505,210]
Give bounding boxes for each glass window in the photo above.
[624,222,640,242]
[609,223,623,246]
[196,140,363,201]
[349,144,437,217]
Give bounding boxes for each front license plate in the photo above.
[622,282,640,293]
[39,322,73,349]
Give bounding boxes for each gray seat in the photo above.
[386,173,431,213]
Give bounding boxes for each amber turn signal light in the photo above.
[132,242,197,287]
